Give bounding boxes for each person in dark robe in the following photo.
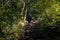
[26,13,33,23]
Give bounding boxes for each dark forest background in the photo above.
[0,0,60,40]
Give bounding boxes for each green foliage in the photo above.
[0,0,60,40]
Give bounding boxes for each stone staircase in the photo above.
[24,20,56,40]
[24,20,46,40]
[24,20,38,39]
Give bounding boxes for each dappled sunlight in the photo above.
[12,20,25,32]
[51,3,60,12]
[1,0,60,40]
[18,20,25,26]
[44,2,60,26]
